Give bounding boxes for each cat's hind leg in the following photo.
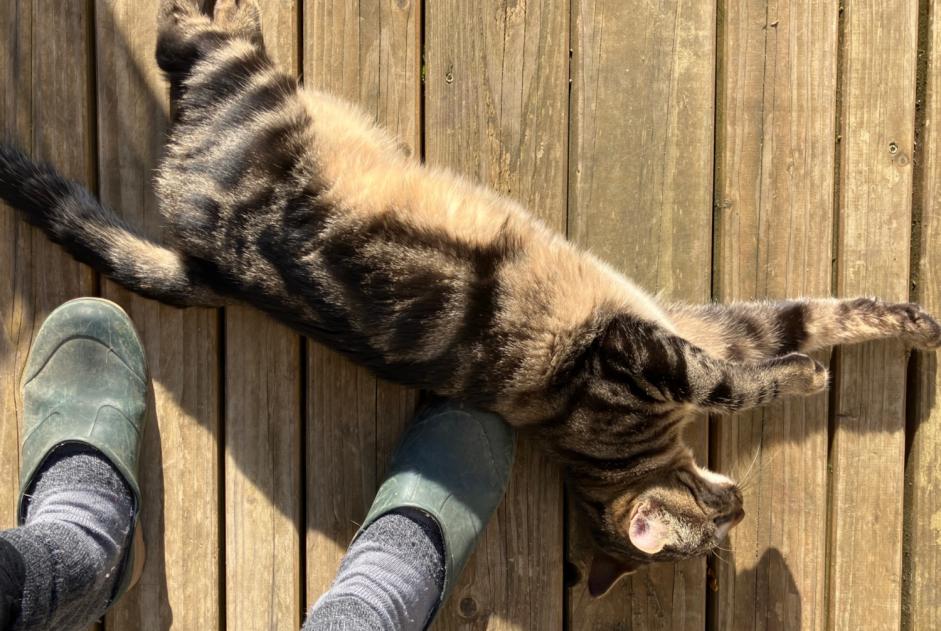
[158,0,202,26]
[212,0,264,46]
[156,0,265,78]
[156,0,216,77]
[668,298,941,362]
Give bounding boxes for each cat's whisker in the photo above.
[710,548,733,568]
[738,475,759,494]
[738,442,762,485]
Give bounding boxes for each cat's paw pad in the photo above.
[893,303,941,350]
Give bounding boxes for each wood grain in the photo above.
[222,2,305,629]
[424,2,568,628]
[95,2,221,629]
[2,2,939,629]
[0,0,96,527]
[712,2,838,630]
[0,5,96,631]
[904,1,940,629]
[567,0,715,628]
[829,2,918,630]
[302,0,421,609]
[0,0,32,534]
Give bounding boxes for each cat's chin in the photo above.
[713,507,745,543]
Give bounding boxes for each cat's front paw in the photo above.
[776,352,829,396]
[892,303,941,350]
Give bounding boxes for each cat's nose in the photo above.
[731,507,745,526]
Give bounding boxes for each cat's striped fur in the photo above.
[1,0,939,597]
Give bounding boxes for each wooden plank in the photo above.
[711,2,838,630]
[829,2,918,630]
[424,2,567,628]
[1,5,96,631]
[0,0,31,533]
[222,2,305,629]
[904,1,939,629]
[566,0,715,628]
[94,2,221,630]
[225,312,302,630]
[0,0,95,523]
[302,0,421,607]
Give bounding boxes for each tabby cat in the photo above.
[1,0,938,597]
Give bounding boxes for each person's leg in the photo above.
[0,539,25,629]
[0,447,135,630]
[304,509,444,630]
[303,401,515,631]
[0,298,149,631]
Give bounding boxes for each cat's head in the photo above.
[573,456,744,597]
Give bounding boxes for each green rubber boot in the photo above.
[17,297,148,605]
[355,400,516,628]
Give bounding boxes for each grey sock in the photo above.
[0,539,25,629]
[0,446,135,631]
[303,509,445,631]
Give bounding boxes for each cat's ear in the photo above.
[587,552,640,597]
[628,503,670,554]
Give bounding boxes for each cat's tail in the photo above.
[0,143,220,307]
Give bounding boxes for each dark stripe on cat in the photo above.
[777,302,808,354]
[598,355,663,404]
[187,45,272,109]
[156,28,231,74]
[210,114,309,190]
[740,316,765,345]
[193,72,297,134]
[706,380,733,406]
[561,436,675,473]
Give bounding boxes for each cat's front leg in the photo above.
[691,352,829,415]
[807,298,941,351]
[668,297,941,362]
[597,314,829,416]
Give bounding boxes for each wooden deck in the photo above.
[1,1,939,629]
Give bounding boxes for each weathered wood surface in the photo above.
[829,3,918,631]
[907,3,941,629]
[302,0,421,611]
[567,0,715,628]
[95,3,222,630]
[0,1,939,630]
[0,4,97,631]
[222,2,305,630]
[712,2,838,630]
[423,1,569,628]
[0,0,97,554]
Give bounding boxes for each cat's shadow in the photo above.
[717,348,936,469]
[710,547,806,629]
